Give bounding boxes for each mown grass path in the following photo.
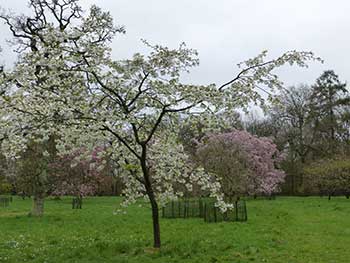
[0,196,349,262]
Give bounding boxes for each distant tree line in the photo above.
[244,70,350,197]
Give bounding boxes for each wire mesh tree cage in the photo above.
[72,197,82,209]
[0,196,11,208]
[162,198,247,223]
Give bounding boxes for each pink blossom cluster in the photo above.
[50,147,107,197]
[197,129,285,195]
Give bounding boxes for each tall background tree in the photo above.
[266,85,315,193]
[309,70,349,157]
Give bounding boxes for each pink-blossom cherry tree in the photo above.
[196,130,286,199]
[50,146,107,202]
[0,0,322,248]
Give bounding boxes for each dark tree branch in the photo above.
[144,108,166,144]
[218,60,274,91]
[102,125,141,160]
[124,158,145,184]
[131,123,141,144]
[127,72,150,108]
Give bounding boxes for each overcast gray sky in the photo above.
[0,0,349,87]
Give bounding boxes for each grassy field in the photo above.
[0,196,349,263]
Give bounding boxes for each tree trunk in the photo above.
[140,145,161,248]
[143,174,161,248]
[30,169,48,217]
[31,194,44,216]
[143,167,161,248]
[148,192,161,248]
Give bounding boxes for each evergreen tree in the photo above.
[309,70,349,156]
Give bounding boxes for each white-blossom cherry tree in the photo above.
[0,0,124,216]
[0,0,322,248]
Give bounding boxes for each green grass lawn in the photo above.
[0,196,349,263]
